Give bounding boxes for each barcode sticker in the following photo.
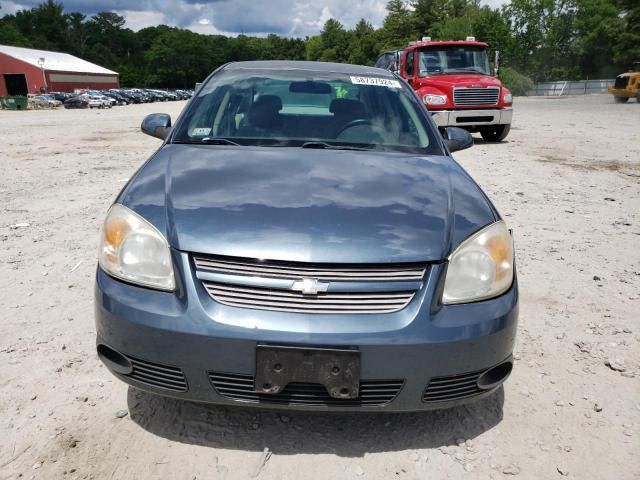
[350,76,402,88]
[192,127,211,136]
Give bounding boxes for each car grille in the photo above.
[209,372,404,406]
[453,87,500,106]
[614,75,629,89]
[422,370,484,403]
[202,282,415,314]
[122,355,188,392]
[193,255,426,281]
[193,255,427,314]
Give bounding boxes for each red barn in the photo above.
[0,44,119,96]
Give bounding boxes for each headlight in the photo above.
[98,204,175,291]
[442,221,514,304]
[423,94,447,105]
[503,92,513,103]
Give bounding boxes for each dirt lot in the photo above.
[0,95,638,480]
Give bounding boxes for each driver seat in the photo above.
[329,99,367,137]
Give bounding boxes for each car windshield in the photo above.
[172,67,441,154]
[418,46,490,76]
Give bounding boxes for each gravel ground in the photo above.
[0,95,638,480]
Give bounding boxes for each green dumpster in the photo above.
[1,96,28,110]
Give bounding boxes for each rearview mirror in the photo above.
[443,127,473,153]
[141,113,171,140]
[290,81,332,94]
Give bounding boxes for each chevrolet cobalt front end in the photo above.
[95,61,518,411]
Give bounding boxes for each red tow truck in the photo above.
[375,37,513,142]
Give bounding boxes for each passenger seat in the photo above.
[237,95,283,137]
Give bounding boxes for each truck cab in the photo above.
[375,37,513,142]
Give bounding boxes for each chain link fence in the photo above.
[527,79,614,96]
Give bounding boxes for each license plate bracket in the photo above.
[255,345,361,399]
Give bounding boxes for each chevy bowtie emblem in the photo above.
[291,278,330,295]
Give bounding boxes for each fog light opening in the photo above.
[477,361,513,390]
[97,344,133,375]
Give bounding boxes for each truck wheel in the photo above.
[480,124,511,142]
[614,96,629,103]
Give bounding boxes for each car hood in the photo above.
[118,144,497,263]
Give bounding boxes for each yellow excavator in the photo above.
[608,62,640,103]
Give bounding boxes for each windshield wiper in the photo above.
[200,137,240,145]
[300,141,371,151]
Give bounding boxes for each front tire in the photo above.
[480,124,511,142]
[614,96,629,103]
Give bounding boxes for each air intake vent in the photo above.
[453,87,500,106]
[423,370,484,403]
[124,355,188,392]
[210,372,403,406]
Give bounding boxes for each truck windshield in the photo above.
[418,46,490,76]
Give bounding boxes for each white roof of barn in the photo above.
[0,44,117,75]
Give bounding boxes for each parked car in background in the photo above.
[63,96,89,109]
[103,91,129,105]
[30,94,62,108]
[80,94,107,109]
[51,92,74,103]
[95,61,518,412]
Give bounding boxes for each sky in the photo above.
[0,0,506,37]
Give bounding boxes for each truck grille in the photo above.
[193,254,426,314]
[210,372,404,406]
[614,76,629,89]
[453,87,500,106]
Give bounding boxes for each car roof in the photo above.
[222,60,396,78]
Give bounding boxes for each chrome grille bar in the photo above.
[193,255,427,281]
[203,282,414,314]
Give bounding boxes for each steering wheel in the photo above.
[336,119,372,136]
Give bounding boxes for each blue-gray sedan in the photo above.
[95,61,518,411]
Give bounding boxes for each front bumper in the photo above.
[95,252,519,412]
[431,108,513,127]
[608,87,636,98]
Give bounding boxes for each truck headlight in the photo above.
[423,94,447,105]
[98,204,175,291]
[442,221,514,304]
[503,92,513,103]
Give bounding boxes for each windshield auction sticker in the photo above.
[350,76,402,88]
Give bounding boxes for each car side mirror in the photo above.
[141,113,171,140]
[443,127,474,153]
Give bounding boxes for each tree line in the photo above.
[0,0,637,91]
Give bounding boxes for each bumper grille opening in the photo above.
[121,355,188,392]
[423,370,484,403]
[455,116,494,123]
[210,372,403,406]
